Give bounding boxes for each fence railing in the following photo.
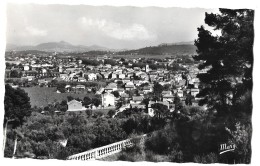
[67,134,147,161]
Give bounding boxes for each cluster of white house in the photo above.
[67,80,200,117]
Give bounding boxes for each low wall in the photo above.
[67,134,146,161]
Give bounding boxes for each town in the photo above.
[5,51,207,117]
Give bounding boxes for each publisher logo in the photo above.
[219,143,236,154]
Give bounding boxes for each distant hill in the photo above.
[6,41,110,52]
[6,43,35,51]
[159,41,194,46]
[118,44,197,55]
[6,41,197,55]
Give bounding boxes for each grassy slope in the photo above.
[22,86,97,107]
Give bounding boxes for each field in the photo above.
[22,86,97,107]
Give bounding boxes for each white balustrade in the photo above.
[67,134,147,161]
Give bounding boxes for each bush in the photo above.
[168,144,184,163]
[118,144,144,162]
[124,141,142,154]
[85,109,93,117]
[31,142,49,158]
[93,111,104,118]
[193,153,219,163]
[107,110,116,118]
[145,128,177,154]
[145,150,171,162]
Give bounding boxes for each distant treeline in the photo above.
[117,45,197,55]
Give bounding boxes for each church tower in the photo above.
[145,64,149,72]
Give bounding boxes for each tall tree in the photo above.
[91,97,101,107]
[4,84,32,157]
[10,70,21,78]
[57,82,66,93]
[153,82,164,100]
[174,94,183,111]
[82,96,91,107]
[193,9,254,163]
[4,84,31,127]
[194,9,254,117]
[185,93,194,106]
[151,103,169,119]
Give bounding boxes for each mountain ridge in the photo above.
[6,41,197,55]
[6,41,110,52]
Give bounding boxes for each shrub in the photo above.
[118,144,145,162]
[85,109,93,117]
[145,129,177,154]
[193,152,219,163]
[168,145,184,163]
[93,111,104,118]
[107,110,116,118]
[145,150,171,162]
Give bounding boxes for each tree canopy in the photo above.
[4,84,32,127]
[153,82,163,99]
[194,9,254,116]
[193,8,254,163]
[151,103,169,118]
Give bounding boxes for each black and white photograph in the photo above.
[1,0,258,164]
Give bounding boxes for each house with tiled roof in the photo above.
[120,93,130,99]
[112,73,117,79]
[78,77,86,82]
[162,94,175,103]
[130,103,146,109]
[191,88,200,97]
[118,73,126,79]
[130,96,144,104]
[149,75,157,82]
[125,84,135,91]
[104,83,117,92]
[177,89,184,97]
[122,77,131,84]
[67,100,86,112]
[127,72,134,78]
[88,73,97,81]
[102,92,115,107]
[143,86,153,94]
[102,72,110,79]
[75,85,85,90]
[162,90,172,96]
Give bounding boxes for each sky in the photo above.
[6,4,219,49]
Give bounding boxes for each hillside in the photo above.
[6,41,110,52]
[118,44,197,55]
[6,41,197,56]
